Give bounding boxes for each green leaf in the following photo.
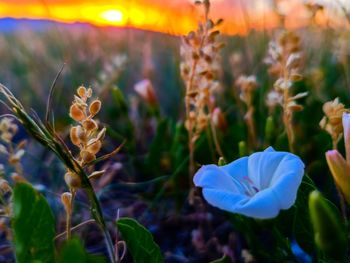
[116,217,163,263]
[145,118,170,178]
[293,175,316,254]
[58,238,107,263]
[309,191,348,261]
[210,254,232,263]
[12,182,55,263]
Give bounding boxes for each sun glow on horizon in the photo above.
[0,1,347,35]
[100,9,125,25]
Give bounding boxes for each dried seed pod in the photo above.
[70,126,81,146]
[16,140,27,150]
[82,119,98,132]
[64,172,81,188]
[86,140,102,155]
[0,145,8,155]
[0,179,11,194]
[77,86,87,97]
[76,125,87,143]
[74,95,87,107]
[96,127,106,141]
[88,170,105,180]
[11,173,27,183]
[86,88,92,98]
[80,150,96,163]
[89,100,102,116]
[69,104,85,122]
[8,149,25,165]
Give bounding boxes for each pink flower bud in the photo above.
[134,79,157,106]
[325,149,350,203]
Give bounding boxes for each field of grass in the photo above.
[0,2,350,262]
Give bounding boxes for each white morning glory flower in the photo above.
[193,147,305,219]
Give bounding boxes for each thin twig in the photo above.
[55,219,96,240]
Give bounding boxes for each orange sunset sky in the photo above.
[0,0,347,35]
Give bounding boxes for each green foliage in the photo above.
[210,255,232,263]
[116,217,163,263]
[12,183,55,263]
[145,118,171,178]
[309,190,348,261]
[58,238,107,263]
[293,175,316,254]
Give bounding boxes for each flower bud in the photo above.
[61,192,72,213]
[309,191,347,261]
[211,107,227,131]
[325,150,350,203]
[218,157,226,166]
[238,141,247,157]
[0,179,11,194]
[265,116,274,142]
[69,104,85,122]
[64,172,81,188]
[89,100,102,116]
[8,149,25,165]
[134,79,158,106]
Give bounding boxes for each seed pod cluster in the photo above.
[66,86,105,189]
[264,31,307,152]
[0,117,26,176]
[180,0,224,146]
[320,98,348,148]
[69,86,103,164]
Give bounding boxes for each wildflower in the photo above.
[211,107,227,131]
[193,147,305,219]
[265,31,307,152]
[134,79,158,106]
[0,117,26,175]
[320,98,347,149]
[180,0,225,176]
[0,117,18,143]
[326,113,350,203]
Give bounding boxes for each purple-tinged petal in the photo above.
[342,112,350,161]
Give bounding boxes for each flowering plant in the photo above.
[194,147,305,219]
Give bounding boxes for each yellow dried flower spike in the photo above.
[68,86,105,184]
[320,98,348,149]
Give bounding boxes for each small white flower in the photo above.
[193,147,305,219]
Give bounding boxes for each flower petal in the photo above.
[194,164,244,194]
[326,149,350,203]
[196,147,305,219]
[342,112,350,161]
[220,156,248,182]
[248,148,288,189]
[269,160,304,209]
[202,188,281,219]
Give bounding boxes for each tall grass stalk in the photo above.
[0,84,117,262]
